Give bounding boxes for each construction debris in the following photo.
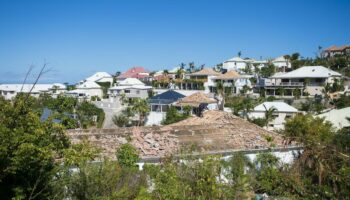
[67,110,288,159]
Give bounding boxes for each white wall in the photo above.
[248,111,297,131]
[145,112,166,126]
[223,61,247,71]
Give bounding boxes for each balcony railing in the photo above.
[264,82,304,87]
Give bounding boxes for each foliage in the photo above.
[63,140,100,166]
[260,63,276,77]
[113,114,130,127]
[299,98,326,114]
[283,114,350,198]
[250,117,266,127]
[97,82,111,99]
[116,143,140,168]
[57,160,147,200]
[162,106,190,125]
[131,98,150,126]
[0,96,69,199]
[76,101,105,128]
[333,94,350,109]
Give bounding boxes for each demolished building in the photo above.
[67,110,299,163]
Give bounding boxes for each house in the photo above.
[117,67,150,82]
[146,90,185,125]
[66,81,103,100]
[248,101,300,130]
[184,68,221,92]
[174,92,218,115]
[322,45,350,58]
[261,66,342,97]
[222,57,268,73]
[108,78,152,100]
[271,56,291,70]
[0,83,67,100]
[153,67,179,81]
[222,57,248,72]
[317,107,350,130]
[83,72,114,85]
[211,70,252,94]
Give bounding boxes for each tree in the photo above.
[283,55,291,72]
[260,63,276,77]
[162,106,190,125]
[113,114,129,127]
[131,99,150,126]
[215,81,225,111]
[263,104,277,128]
[238,51,242,58]
[189,62,195,73]
[116,143,140,168]
[0,96,69,199]
[283,114,350,198]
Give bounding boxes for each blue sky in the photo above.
[0,0,349,83]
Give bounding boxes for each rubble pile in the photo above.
[66,110,287,160]
[131,127,179,157]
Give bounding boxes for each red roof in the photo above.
[118,67,150,79]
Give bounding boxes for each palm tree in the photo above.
[179,62,186,70]
[189,62,195,73]
[215,81,225,111]
[242,98,254,119]
[283,55,291,72]
[163,69,169,77]
[263,104,277,128]
[131,98,150,126]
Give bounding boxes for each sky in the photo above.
[0,0,349,84]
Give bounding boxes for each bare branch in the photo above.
[25,62,52,101]
[21,65,34,92]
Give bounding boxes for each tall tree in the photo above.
[131,99,150,126]
[215,81,225,111]
[263,104,277,128]
[189,62,195,73]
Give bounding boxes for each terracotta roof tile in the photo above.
[189,68,221,76]
[213,70,240,80]
[176,92,217,107]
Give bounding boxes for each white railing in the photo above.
[264,82,304,87]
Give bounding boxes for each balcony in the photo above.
[264,82,304,87]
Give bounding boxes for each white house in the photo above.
[248,102,300,130]
[83,72,114,85]
[317,107,350,130]
[146,90,186,126]
[0,83,67,100]
[272,56,292,70]
[108,78,152,99]
[222,57,248,72]
[212,70,252,94]
[66,81,103,100]
[262,66,342,97]
[185,68,221,93]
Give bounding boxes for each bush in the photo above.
[113,114,129,127]
[162,106,190,125]
[116,143,140,168]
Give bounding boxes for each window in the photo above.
[161,105,169,112]
[125,90,130,93]
[136,90,140,94]
[151,105,161,112]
